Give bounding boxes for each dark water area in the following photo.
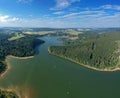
[0,36,120,98]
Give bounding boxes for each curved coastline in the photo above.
[48,47,120,72]
[7,55,34,60]
[0,33,45,98]
[0,55,35,98]
[0,87,21,98]
[0,55,34,77]
[0,60,11,78]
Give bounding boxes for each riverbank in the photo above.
[7,55,34,60]
[0,55,35,98]
[0,55,34,77]
[0,87,21,98]
[48,47,120,72]
[0,61,11,78]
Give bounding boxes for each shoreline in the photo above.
[0,61,11,78]
[0,55,34,77]
[48,47,120,72]
[0,87,21,98]
[0,55,35,98]
[7,55,34,60]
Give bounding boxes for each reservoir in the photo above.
[0,36,120,98]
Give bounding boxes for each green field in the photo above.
[65,29,83,36]
[8,33,25,41]
[24,31,54,36]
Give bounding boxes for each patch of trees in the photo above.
[49,31,120,69]
[0,33,45,74]
[0,62,6,74]
[0,89,18,98]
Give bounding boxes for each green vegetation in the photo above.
[49,31,120,70]
[0,32,45,98]
[0,89,18,98]
[24,31,54,36]
[0,62,6,75]
[24,28,83,37]
[0,33,45,74]
[64,29,83,36]
[8,33,25,41]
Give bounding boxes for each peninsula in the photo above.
[48,30,120,71]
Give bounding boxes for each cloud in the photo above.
[53,11,64,15]
[54,8,120,28]
[0,15,21,23]
[50,0,80,10]
[0,10,119,28]
[59,10,105,19]
[88,13,120,28]
[100,5,120,10]
[11,17,20,21]
[0,15,9,22]
[17,0,33,3]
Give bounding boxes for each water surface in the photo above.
[0,36,120,98]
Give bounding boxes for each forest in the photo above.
[49,30,120,70]
[0,33,45,74]
[0,32,45,98]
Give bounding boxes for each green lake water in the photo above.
[0,36,120,98]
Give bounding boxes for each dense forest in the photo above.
[49,31,120,70]
[0,33,45,74]
[0,89,18,98]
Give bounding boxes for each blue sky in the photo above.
[0,0,120,28]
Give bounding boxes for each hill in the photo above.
[49,31,120,71]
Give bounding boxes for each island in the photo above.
[48,30,120,71]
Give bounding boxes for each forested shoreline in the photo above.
[49,31,120,71]
[0,33,45,98]
[0,33,44,75]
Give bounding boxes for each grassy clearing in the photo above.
[24,31,54,35]
[8,33,25,41]
[65,29,83,36]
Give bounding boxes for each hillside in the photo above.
[0,33,45,75]
[49,31,120,71]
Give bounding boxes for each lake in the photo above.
[0,36,120,98]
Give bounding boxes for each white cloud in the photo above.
[53,11,64,15]
[50,0,80,10]
[18,0,33,3]
[100,5,120,10]
[0,11,119,28]
[0,15,9,22]
[54,9,120,28]
[87,13,120,28]
[11,17,20,21]
[59,10,105,19]
[0,15,21,23]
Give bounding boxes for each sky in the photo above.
[0,0,120,28]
